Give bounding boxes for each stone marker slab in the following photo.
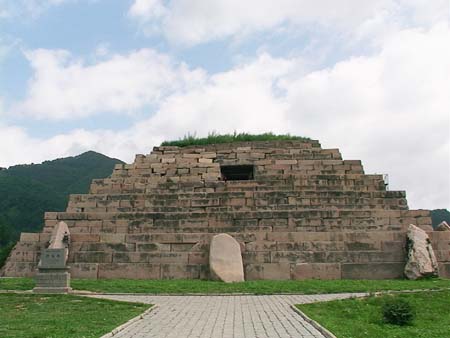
[39,248,67,269]
[404,224,439,280]
[209,233,244,282]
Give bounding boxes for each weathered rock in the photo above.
[436,221,450,231]
[404,224,439,280]
[209,234,244,283]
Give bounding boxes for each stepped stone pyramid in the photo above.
[3,140,449,279]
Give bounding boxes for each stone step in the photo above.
[68,189,406,203]
[65,204,407,214]
[47,208,428,221]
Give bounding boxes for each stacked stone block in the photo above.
[2,140,449,279]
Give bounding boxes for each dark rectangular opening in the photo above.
[220,165,254,181]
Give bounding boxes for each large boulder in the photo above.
[436,221,450,231]
[404,224,439,280]
[209,233,244,282]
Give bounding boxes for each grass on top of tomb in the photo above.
[0,293,150,338]
[296,290,450,338]
[1,277,450,294]
[160,132,312,147]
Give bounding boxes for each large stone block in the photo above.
[438,263,450,278]
[74,252,112,263]
[98,263,161,279]
[292,263,341,280]
[71,234,100,242]
[20,233,40,242]
[161,264,200,279]
[188,252,208,264]
[245,263,291,280]
[100,233,126,243]
[112,252,158,263]
[70,263,98,279]
[1,262,36,277]
[341,263,404,279]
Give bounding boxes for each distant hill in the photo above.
[0,151,123,249]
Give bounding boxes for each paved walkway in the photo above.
[93,293,366,338]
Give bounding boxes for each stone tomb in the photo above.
[2,139,449,280]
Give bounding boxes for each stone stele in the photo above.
[436,221,450,231]
[209,233,244,283]
[404,224,439,280]
[33,221,72,293]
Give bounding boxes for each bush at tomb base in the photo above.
[382,297,415,326]
[161,132,312,147]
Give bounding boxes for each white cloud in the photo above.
[4,23,450,210]
[129,0,166,21]
[282,23,450,209]
[14,48,205,119]
[0,0,73,19]
[128,0,449,46]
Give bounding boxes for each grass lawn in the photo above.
[1,277,449,294]
[0,293,150,338]
[297,290,450,338]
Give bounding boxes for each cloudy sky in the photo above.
[0,0,449,209]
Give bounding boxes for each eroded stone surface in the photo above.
[404,224,439,280]
[209,234,244,282]
[436,221,450,231]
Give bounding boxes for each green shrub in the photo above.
[382,297,415,326]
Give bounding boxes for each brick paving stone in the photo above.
[92,292,366,338]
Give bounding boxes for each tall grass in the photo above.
[161,132,312,147]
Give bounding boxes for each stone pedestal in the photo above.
[33,270,72,293]
[33,248,72,293]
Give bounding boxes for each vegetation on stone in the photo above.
[297,290,450,338]
[1,277,450,294]
[0,151,123,267]
[160,132,312,147]
[0,293,150,338]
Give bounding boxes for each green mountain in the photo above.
[0,151,123,261]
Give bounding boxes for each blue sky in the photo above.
[0,0,449,209]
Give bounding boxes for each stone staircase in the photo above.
[3,140,449,279]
